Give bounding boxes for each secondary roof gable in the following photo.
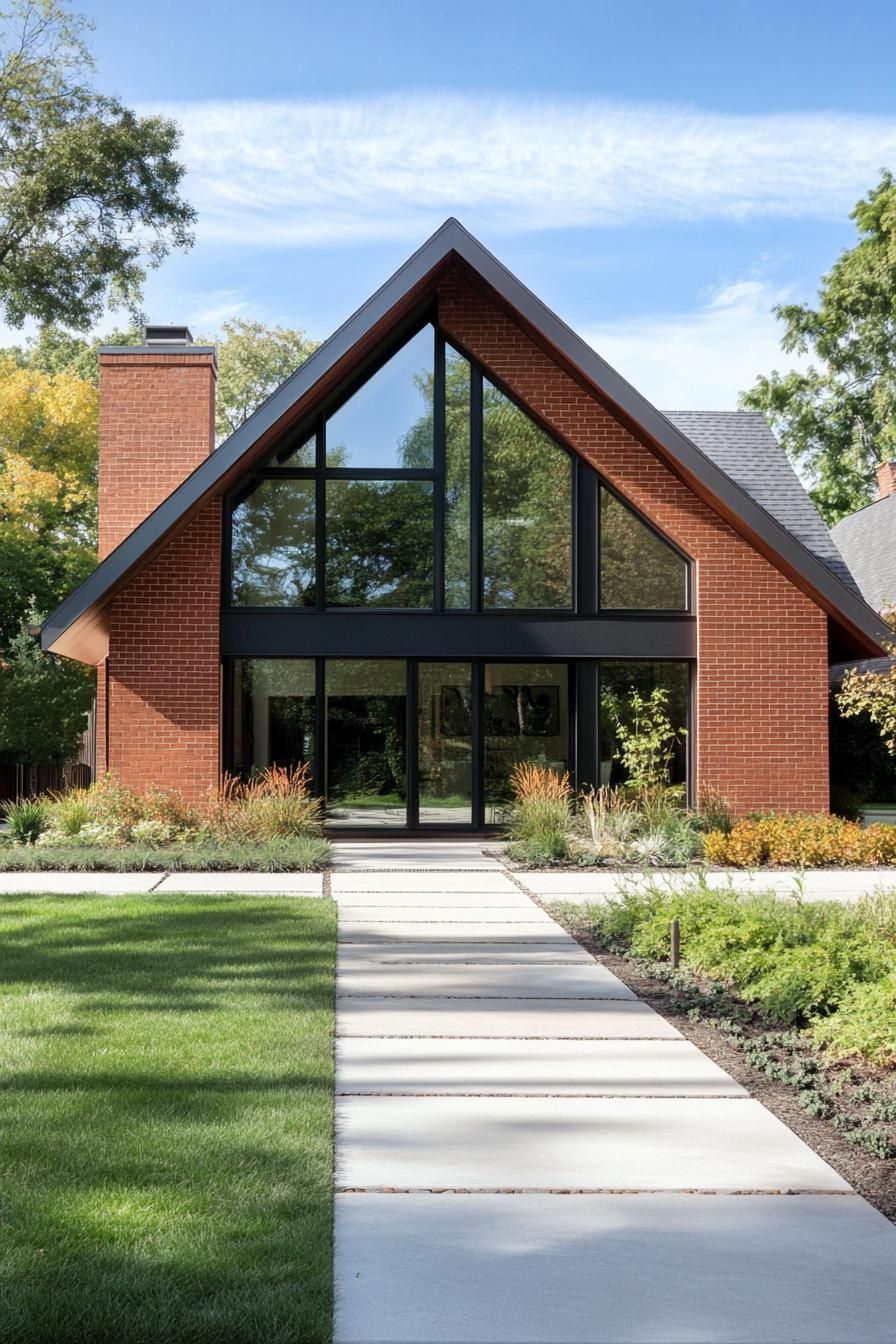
[42,218,890,661]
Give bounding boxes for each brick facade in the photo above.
[98,351,216,559]
[95,349,220,801]
[436,271,830,813]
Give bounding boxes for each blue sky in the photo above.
[76,0,896,408]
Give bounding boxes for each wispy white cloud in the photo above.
[584,279,809,410]
[152,95,896,246]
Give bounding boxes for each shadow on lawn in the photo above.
[0,898,335,1011]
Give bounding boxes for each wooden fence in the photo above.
[0,762,93,805]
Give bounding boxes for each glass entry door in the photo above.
[326,660,407,826]
[231,656,572,828]
[417,663,474,824]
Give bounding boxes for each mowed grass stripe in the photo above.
[0,893,336,1344]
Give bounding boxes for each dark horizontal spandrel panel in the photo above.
[221,612,697,660]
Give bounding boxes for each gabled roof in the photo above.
[665,411,860,595]
[42,217,890,661]
[830,493,896,615]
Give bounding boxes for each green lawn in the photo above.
[0,893,336,1344]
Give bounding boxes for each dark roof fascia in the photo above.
[43,217,889,657]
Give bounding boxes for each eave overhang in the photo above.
[42,218,890,663]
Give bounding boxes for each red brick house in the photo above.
[41,220,888,825]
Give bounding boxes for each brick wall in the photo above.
[436,270,829,813]
[95,348,220,802]
[98,351,216,559]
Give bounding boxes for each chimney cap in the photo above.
[143,324,194,345]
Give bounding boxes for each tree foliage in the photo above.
[742,172,896,524]
[0,0,194,328]
[0,352,97,542]
[204,319,317,442]
[0,347,98,761]
[837,646,896,756]
[7,319,140,382]
[0,617,92,763]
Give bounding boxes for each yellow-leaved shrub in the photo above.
[704,813,896,867]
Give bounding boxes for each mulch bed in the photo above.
[549,905,896,1223]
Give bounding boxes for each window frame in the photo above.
[222,316,692,618]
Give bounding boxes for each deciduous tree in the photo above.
[742,172,896,524]
[0,0,194,328]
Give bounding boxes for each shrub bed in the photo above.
[0,836,331,872]
[562,878,896,1066]
[704,813,896,867]
[2,766,332,870]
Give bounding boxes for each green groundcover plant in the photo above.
[559,877,896,1066]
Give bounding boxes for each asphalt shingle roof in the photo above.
[830,492,896,614]
[663,410,859,595]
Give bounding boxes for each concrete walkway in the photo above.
[514,866,896,903]
[0,843,892,897]
[333,870,896,1344]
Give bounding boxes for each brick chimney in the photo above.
[876,460,896,501]
[97,326,217,559]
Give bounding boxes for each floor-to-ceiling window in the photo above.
[483,663,571,824]
[223,318,695,827]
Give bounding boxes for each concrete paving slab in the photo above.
[332,871,518,893]
[336,1096,849,1191]
[336,940,594,965]
[338,921,575,943]
[335,1192,896,1343]
[153,872,324,894]
[336,962,636,999]
[338,906,556,926]
[332,842,502,871]
[336,1038,745,1096]
[517,868,891,903]
[332,887,534,907]
[336,997,681,1039]
[0,872,161,894]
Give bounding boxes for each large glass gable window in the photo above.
[226,322,689,614]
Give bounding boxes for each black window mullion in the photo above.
[322,467,436,481]
[470,366,483,612]
[575,660,598,794]
[314,418,326,611]
[433,333,446,612]
[314,657,326,805]
[406,660,419,828]
[577,463,599,614]
[471,660,483,829]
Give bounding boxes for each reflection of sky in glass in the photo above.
[326,325,433,467]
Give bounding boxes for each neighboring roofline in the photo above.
[830,492,895,527]
[42,217,890,660]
